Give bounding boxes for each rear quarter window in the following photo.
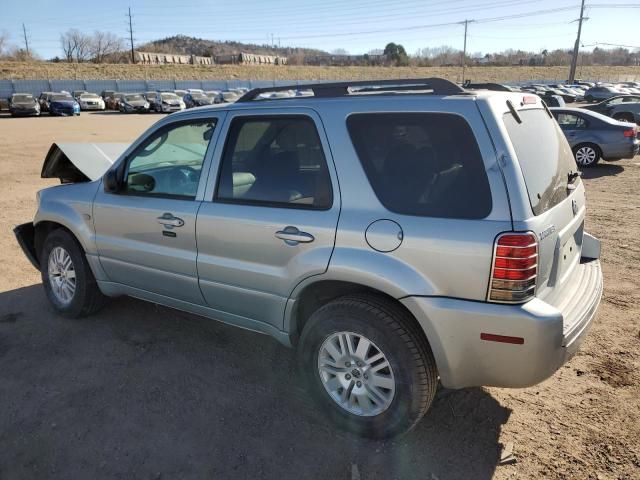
[503,109,577,215]
[347,112,492,219]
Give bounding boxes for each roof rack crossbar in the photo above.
[237,77,465,102]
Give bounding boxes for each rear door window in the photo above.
[555,113,587,129]
[503,109,577,215]
[216,116,333,209]
[347,113,492,219]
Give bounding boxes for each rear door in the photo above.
[553,111,588,147]
[196,108,340,330]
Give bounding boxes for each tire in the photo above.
[298,294,438,438]
[40,229,106,318]
[613,112,634,123]
[585,95,594,103]
[573,143,601,168]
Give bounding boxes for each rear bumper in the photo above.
[13,222,39,270]
[402,256,602,389]
[603,139,639,160]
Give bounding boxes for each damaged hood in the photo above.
[41,143,129,183]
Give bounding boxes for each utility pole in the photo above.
[461,19,474,84]
[127,7,135,64]
[22,23,30,56]
[568,0,586,83]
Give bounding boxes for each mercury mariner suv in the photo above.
[14,78,603,438]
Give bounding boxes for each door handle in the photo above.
[275,226,315,245]
[157,212,184,228]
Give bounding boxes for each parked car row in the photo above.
[99,88,248,113]
[3,87,250,117]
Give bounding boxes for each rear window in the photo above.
[347,113,492,219]
[503,109,577,215]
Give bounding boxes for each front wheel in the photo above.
[298,295,438,438]
[41,229,106,318]
[573,143,601,168]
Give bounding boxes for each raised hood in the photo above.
[41,143,128,183]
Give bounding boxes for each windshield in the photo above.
[80,94,99,99]
[51,94,72,101]
[191,93,206,99]
[503,108,578,215]
[125,94,143,101]
[161,93,179,100]
[12,95,33,102]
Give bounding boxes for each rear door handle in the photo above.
[275,226,315,245]
[157,212,184,228]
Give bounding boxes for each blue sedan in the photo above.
[48,93,80,116]
[550,107,639,167]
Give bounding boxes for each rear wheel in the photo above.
[573,143,601,168]
[298,294,438,438]
[41,229,106,318]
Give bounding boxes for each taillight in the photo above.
[623,128,636,138]
[488,232,538,303]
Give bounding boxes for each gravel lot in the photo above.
[0,111,638,480]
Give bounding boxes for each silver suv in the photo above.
[14,79,603,438]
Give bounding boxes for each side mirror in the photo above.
[103,169,121,193]
[127,173,155,193]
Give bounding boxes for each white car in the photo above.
[78,93,105,111]
[155,92,186,113]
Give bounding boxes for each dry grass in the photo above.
[1,61,639,83]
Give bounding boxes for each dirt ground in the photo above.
[0,111,638,480]
[1,61,639,83]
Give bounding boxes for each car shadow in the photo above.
[581,163,625,179]
[0,285,511,480]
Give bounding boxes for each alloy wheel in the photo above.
[48,246,76,305]
[317,331,396,417]
[575,146,597,167]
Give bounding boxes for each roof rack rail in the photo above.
[463,81,514,92]
[237,77,465,102]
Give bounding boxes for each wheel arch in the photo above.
[33,218,107,283]
[285,279,435,359]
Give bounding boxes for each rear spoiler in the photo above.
[41,142,128,183]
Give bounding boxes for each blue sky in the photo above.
[2,0,639,59]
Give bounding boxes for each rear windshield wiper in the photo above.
[506,100,522,124]
[567,170,582,190]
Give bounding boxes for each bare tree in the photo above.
[91,31,125,63]
[0,30,8,56]
[60,29,92,62]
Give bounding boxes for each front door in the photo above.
[93,117,221,304]
[196,110,340,329]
